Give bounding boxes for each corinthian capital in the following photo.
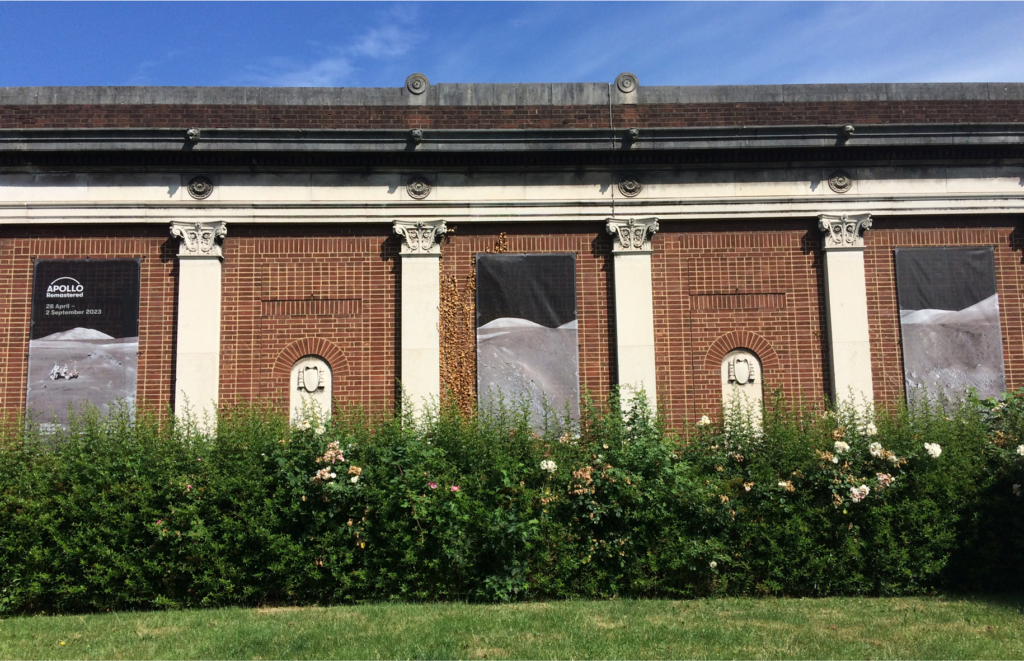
[818,213,872,250]
[170,221,227,258]
[394,219,446,256]
[606,217,659,253]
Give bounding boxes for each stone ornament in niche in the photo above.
[721,348,764,425]
[290,355,332,422]
[298,363,324,393]
[828,170,853,194]
[407,177,432,199]
[187,175,214,199]
[728,355,756,386]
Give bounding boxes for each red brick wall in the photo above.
[0,225,176,419]
[864,216,1024,405]
[439,223,617,405]
[2,100,1021,130]
[653,221,830,429]
[5,217,1022,427]
[218,225,398,411]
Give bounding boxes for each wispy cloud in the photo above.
[240,17,420,87]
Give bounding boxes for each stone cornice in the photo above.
[2,124,1024,154]
[170,220,227,258]
[393,219,446,256]
[607,217,659,253]
[819,213,872,250]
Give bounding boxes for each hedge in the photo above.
[1,390,1023,614]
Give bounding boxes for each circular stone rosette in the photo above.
[187,175,214,199]
[615,72,639,94]
[407,177,432,200]
[828,170,853,194]
[618,178,642,197]
[405,73,429,95]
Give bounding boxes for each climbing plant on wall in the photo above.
[439,232,507,416]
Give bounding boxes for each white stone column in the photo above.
[170,220,226,423]
[606,217,660,409]
[394,219,446,415]
[819,213,875,406]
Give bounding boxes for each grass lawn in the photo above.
[1,597,1023,660]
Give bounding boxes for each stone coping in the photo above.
[2,82,1023,106]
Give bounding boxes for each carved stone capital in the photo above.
[818,213,872,250]
[170,220,227,259]
[394,219,446,256]
[606,217,659,253]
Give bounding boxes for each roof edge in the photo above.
[1,82,1023,106]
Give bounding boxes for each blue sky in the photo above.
[1,2,1022,87]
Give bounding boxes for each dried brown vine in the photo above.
[439,232,507,415]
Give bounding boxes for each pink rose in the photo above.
[451,485,460,492]
[428,482,438,489]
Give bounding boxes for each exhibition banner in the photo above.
[476,254,579,425]
[26,259,141,426]
[895,247,1005,400]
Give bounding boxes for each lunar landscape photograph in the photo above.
[26,329,139,426]
[476,254,579,425]
[26,260,140,427]
[896,247,1005,401]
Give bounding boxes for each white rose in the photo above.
[924,443,942,458]
[834,441,850,454]
[1017,445,1024,457]
[698,415,712,427]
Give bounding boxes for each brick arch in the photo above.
[272,337,350,382]
[704,331,780,372]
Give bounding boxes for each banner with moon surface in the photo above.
[26,259,141,427]
[896,247,1005,401]
[476,253,579,425]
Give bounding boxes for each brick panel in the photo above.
[653,221,830,429]
[864,216,1024,406]
[218,225,397,411]
[1,100,1021,130]
[0,226,176,419]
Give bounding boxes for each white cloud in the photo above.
[240,20,421,87]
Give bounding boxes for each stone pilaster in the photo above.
[394,220,446,415]
[818,213,875,406]
[606,217,659,409]
[170,220,226,424]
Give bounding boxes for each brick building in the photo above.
[2,75,1023,428]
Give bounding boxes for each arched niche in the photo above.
[290,355,332,422]
[720,348,764,425]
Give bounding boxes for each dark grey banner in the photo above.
[27,259,141,426]
[895,247,1004,400]
[476,254,579,424]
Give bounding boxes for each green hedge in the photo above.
[1,391,1023,614]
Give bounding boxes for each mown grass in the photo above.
[1,597,1023,660]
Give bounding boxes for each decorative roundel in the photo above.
[405,73,429,95]
[407,177,432,200]
[618,178,642,197]
[187,175,214,199]
[828,170,853,194]
[615,72,639,94]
